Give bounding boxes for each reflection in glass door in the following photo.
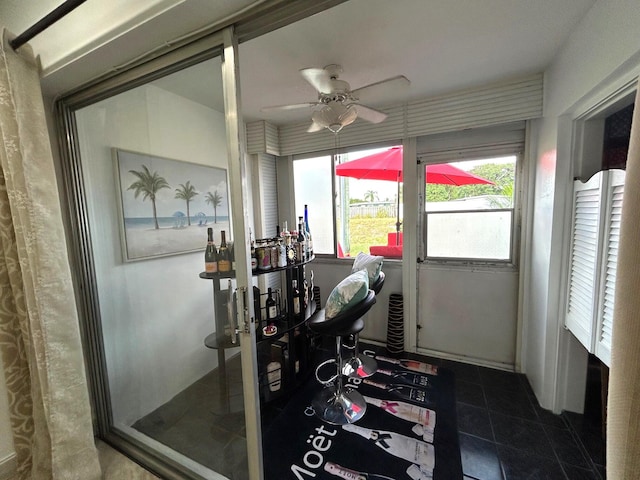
[71,50,257,479]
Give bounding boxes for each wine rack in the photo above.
[199,255,317,403]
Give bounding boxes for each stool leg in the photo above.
[343,332,378,379]
[312,336,367,425]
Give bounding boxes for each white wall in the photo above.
[76,82,234,426]
[524,0,640,411]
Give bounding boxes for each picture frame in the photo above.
[114,148,230,262]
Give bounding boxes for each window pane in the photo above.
[426,210,512,259]
[336,147,402,259]
[293,156,334,254]
[425,157,516,211]
[424,156,516,261]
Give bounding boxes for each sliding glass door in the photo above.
[58,29,261,480]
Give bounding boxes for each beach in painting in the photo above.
[124,216,231,260]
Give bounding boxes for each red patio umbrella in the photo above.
[335,146,494,244]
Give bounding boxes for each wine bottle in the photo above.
[217,230,232,272]
[324,462,392,480]
[375,356,439,376]
[376,368,431,388]
[363,395,436,431]
[292,279,301,315]
[304,204,313,257]
[204,227,218,273]
[342,424,435,470]
[363,378,434,406]
[266,287,278,321]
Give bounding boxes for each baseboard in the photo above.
[0,453,16,480]
[414,346,516,372]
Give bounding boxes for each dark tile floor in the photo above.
[132,349,606,480]
[444,356,606,480]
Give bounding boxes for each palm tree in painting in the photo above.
[174,181,199,226]
[205,190,223,223]
[127,165,170,229]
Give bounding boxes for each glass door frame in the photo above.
[55,27,262,479]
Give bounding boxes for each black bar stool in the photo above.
[308,289,376,424]
[342,271,385,378]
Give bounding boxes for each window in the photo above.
[424,156,517,262]
[292,124,523,263]
[293,155,335,255]
[293,145,403,259]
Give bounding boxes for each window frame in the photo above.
[419,152,524,268]
[291,140,400,260]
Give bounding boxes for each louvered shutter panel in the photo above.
[595,170,625,366]
[258,154,281,293]
[565,173,602,351]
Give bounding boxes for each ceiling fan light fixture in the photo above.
[312,102,358,133]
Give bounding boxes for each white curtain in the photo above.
[0,30,101,479]
[607,83,640,478]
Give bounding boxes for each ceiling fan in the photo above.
[261,64,410,133]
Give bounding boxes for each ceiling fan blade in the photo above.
[307,121,325,133]
[300,67,336,93]
[351,75,410,104]
[353,104,388,124]
[261,102,319,112]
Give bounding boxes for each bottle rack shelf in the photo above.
[199,255,317,403]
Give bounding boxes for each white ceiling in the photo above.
[2,0,597,126]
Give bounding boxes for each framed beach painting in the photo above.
[114,149,231,262]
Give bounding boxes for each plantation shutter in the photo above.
[595,170,625,366]
[565,173,602,350]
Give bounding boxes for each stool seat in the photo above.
[308,290,375,336]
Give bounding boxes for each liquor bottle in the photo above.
[342,424,435,470]
[376,368,431,388]
[292,280,301,315]
[217,230,232,272]
[277,235,287,268]
[363,395,436,431]
[304,204,313,257]
[266,287,278,321]
[285,229,296,265]
[293,230,304,263]
[324,462,392,480]
[375,356,439,376]
[204,227,218,273]
[362,378,434,406]
[297,217,307,260]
